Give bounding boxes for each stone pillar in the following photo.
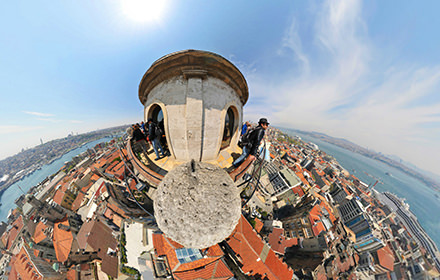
[185,75,204,161]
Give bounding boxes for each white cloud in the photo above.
[36,118,61,123]
[0,125,43,135]
[23,111,54,117]
[247,0,440,176]
[279,18,310,74]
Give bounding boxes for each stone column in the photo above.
[183,69,207,161]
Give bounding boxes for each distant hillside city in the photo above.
[285,129,440,193]
[0,125,127,193]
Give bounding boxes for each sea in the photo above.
[283,129,440,249]
[0,137,113,222]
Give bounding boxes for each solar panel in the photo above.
[175,248,203,264]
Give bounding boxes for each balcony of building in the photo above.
[126,136,257,191]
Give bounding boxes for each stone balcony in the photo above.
[126,138,255,191]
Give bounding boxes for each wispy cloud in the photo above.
[279,18,310,74]
[35,118,84,124]
[36,118,61,123]
[0,125,43,135]
[247,0,440,175]
[23,111,54,117]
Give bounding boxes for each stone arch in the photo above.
[145,101,175,159]
[220,105,240,151]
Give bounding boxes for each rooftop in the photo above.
[226,215,294,280]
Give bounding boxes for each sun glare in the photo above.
[121,0,167,23]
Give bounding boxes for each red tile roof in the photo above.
[90,174,101,182]
[53,217,73,263]
[66,268,77,280]
[227,215,294,280]
[9,246,43,280]
[292,185,305,197]
[76,218,118,278]
[52,190,64,206]
[107,202,128,218]
[295,172,310,187]
[377,245,394,271]
[71,191,85,211]
[268,228,284,254]
[129,178,137,191]
[152,233,227,273]
[1,215,24,250]
[173,258,233,280]
[33,222,48,244]
[107,161,125,180]
[103,207,124,228]
[312,221,326,237]
[254,218,264,233]
[268,228,298,255]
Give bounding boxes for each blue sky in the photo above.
[1,0,439,177]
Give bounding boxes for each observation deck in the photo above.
[126,137,255,191]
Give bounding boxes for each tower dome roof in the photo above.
[139,49,249,105]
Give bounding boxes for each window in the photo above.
[175,248,203,264]
[221,107,237,150]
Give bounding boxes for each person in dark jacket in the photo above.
[132,124,149,154]
[233,118,269,167]
[148,118,165,160]
[133,124,146,142]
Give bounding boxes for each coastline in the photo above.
[0,136,116,222]
[281,127,440,193]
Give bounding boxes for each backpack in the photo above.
[238,127,256,148]
[155,124,163,138]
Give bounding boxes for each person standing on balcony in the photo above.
[126,124,134,139]
[148,118,165,160]
[140,121,147,136]
[241,121,250,136]
[233,118,269,167]
[133,124,149,153]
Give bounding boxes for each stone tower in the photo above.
[131,50,251,249]
[139,49,248,163]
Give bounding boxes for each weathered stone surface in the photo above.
[145,75,243,162]
[154,161,241,249]
[141,50,247,163]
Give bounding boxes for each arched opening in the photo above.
[147,104,169,157]
[149,104,164,123]
[221,107,238,150]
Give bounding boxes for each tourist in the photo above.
[148,118,165,160]
[132,124,149,154]
[241,121,250,136]
[140,121,147,135]
[233,118,269,167]
[126,124,135,139]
